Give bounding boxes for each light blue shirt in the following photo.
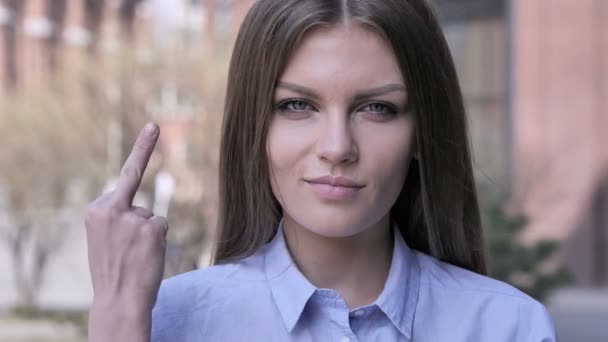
[152,222,557,341]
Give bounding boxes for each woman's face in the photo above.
[267,24,415,238]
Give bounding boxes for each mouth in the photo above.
[304,176,365,201]
[305,175,365,188]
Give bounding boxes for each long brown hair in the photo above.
[213,0,486,274]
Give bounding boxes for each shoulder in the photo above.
[151,250,271,340]
[415,250,532,299]
[154,250,267,312]
[413,251,556,341]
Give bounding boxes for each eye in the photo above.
[278,100,314,112]
[358,102,398,119]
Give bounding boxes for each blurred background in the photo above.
[0,0,605,341]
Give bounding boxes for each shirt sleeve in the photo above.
[516,300,558,342]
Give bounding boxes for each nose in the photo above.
[315,112,358,165]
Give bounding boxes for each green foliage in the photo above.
[483,199,572,301]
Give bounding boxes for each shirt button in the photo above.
[353,309,365,317]
[340,337,351,342]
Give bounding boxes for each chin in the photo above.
[286,207,378,239]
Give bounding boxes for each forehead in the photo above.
[278,24,405,91]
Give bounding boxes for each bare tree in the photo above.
[0,1,237,312]
[0,88,106,312]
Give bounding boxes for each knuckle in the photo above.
[156,217,169,229]
[140,224,159,240]
[121,166,142,181]
[123,213,142,227]
[157,220,169,238]
[108,205,123,221]
[134,139,150,151]
[146,221,167,239]
[84,200,107,224]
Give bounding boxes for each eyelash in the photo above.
[275,99,399,119]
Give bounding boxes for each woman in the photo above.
[86,0,557,341]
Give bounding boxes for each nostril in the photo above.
[315,132,358,164]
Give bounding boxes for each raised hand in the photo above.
[86,123,167,342]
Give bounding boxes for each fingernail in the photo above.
[145,123,157,136]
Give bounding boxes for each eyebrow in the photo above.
[276,82,407,101]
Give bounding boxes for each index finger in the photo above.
[114,122,159,208]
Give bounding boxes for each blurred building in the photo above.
[435,0,509,187]
[511,0,607,287]
[436,0,608,288]
[0,0,255,90]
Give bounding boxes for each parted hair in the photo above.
[212,0,486,275]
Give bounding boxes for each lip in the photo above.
[305,175,365,188]
[304,176,365,201]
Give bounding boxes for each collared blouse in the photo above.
[152,221,557,341]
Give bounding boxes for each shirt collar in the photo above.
[374,220,421,339]
[263,219,420,337]
[264,220,316,332]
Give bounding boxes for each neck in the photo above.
[282,215,394,309]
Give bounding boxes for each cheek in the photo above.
[363,121,414,188]
[266,126,283,201]
[266,121,311,201]
[267,124,297,174]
